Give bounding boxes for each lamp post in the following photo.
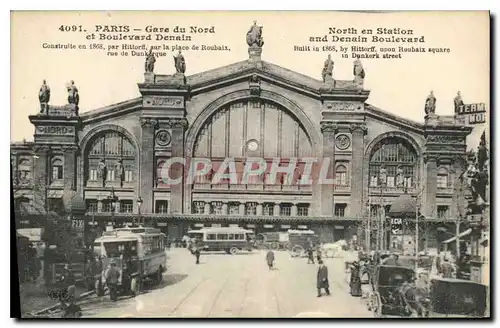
[107,188,118,228]
[136,197,143,227]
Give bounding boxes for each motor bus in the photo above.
[93,226,166,297]
[187,227,254,254]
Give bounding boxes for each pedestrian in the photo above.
[105,261,120,302]
[316,260,330,297]
[349,262,362,297]
[194,247,201,264]
[266,250,275,270]
[307,248,315,264]
[439,256,455,278]
[316,248,322,263]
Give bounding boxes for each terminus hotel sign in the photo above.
[458,103,487,124]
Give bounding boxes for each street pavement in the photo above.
[81,248,373,318]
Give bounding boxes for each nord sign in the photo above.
[37,125,74,135]
[457,103,487,124]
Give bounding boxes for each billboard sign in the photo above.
[457,103,487,124]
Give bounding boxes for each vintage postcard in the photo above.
[11,11,490,318]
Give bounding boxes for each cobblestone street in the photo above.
[81,249,373,318]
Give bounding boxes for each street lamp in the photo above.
[136,197,143,227]
[107,188,118,227]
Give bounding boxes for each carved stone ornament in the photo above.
[324,101,362,111]
[33,144,51,153]
[423,154,439,163]
[426,135,465,144]
[140,117,159,128]
[335,134,351,150]
[156,130,172,147]
[249,74,261,97]
[160,118,189,129]
[61,145,79,153]
[145,96,184,108]
[320,122,339,133]
[349,123,368,133]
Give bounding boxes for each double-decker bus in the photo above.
[93,227,166,297]
[187,227,254,254]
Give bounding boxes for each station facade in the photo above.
[11,39,472,251]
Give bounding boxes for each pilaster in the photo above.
[349,123,367,217]
[273,203,281,217]
[424,155,438,217]
[32,145,49,212]
[320,122,337,216]
[139,117,157,214]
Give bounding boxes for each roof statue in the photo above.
[322,54,334,83]
[145,46,156,73]
[454,91,464,114]
[353,59,365,88]
[174,50,186,74]
[424,91,436,115]
[246,21,264,47]
[38,79,50,114]
[67,80,79,106]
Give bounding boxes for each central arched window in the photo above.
[85,131,137,186]
[369,137,417,188]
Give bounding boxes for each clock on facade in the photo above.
[246,140,259,151]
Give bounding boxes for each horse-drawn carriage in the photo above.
[367,262,488,318]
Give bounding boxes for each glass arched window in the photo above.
[369,137,417,188]
[335,164,348,186]
[51,158,63,182]
[86,131,136,186]
[437,167,449,189]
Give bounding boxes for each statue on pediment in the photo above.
[246,21,264,47]
[454,91,464,114]
[67,80,79,107]
[353,59,365,86]
[424,91,436,115]
[98,159,107,187]
[322,54,334,82]
[38,80,50,114]
[173,50,186,74]
[145,46,156,73]
[116,159,125,187]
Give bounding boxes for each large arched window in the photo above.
[369,137,417,188]
[85,131,136,186]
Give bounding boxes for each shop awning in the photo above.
[442,228,472,244]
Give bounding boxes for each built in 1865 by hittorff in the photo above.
[12,21,474,258]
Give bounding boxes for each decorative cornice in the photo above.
[61,145,79,153]
[320,122,339,133]
[423,154,439,163]
[33,144,50,153]
[349,123,368,134]
[159,118,189,130]
[140,117,159,128]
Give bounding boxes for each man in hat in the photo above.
[316,260,330,297]
[105,261,120,301]
[440,256,455,278]
[266,249,275,270]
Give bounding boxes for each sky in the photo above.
[10,11,489,150]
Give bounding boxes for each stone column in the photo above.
[291,203,298,217]
[63,146,78,191]
[424,155,438,217]
[273,203,281,217]
[239,203,246,215]
[256,203,263,216]
[222,202,228,215]
[204,202,211,215]
[139,118,157,214]
[169,119,188,214]
[320,122,337,216]
[349,123,367,217]
[33,145,49,213]
[97,200,103,212]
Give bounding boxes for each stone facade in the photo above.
[11,51,473,250]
